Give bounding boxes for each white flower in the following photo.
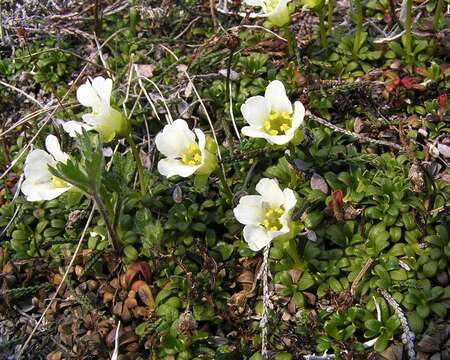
[63,76,127,142]
[233,178,297,251]
[21,135,71,202]
[155,119,216,178]
[241,80,305,145]
[244,0,291,27]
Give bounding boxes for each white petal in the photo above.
[21,180,70,202]
[241,96,270,128]
[194,128,209,167]
[233,195,264,225]
[62,121,93,137]
[45,135,69,163]
[268,0,290,16]
[243,225,273,251]
[266,133,294,145]
[289,101,305,133]
[277,213,292,233]
[91,76,112,104]
[194,128,206,154]
[241,126,293,145]
[155,119,196,157]
[244,0,265,6]
[24,150,54,181]
[76,81,101,110]
[282,188,297,212]
[157,158,199,178]
[265,80,292,113]
[256,178,284,207]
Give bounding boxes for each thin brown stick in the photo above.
[210,0,219,30]
[350,257,374,296]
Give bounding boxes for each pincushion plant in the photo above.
[5,2,449,356]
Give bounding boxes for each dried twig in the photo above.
[260,245,271,359]
[350,257,374,296]
[306,111,403,150]
[378,288,416,360]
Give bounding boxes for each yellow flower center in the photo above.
[266,0,280,11]
[51,176,67,188]
[180,143,202,166]
[263,111,292,136]
[261,206,284,231]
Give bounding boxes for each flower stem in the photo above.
[288,237,304,270]
[126,133,146,195]
[404,0,413,69]
[352,0,363,58]
[128,0,137,37]
[327,0,334,35]
[216,166,233,203]
[433,0,444,30]
[92,191,120,254]
[283,25,295,58]
[318,6,328,48]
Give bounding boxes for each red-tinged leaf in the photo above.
[125,261,152,287]
[438,93,448,110]
[332,190,344,207]
[385,83,397,93]
[415,67,428,76]
[400,76,414,89]
[328,190,345,222]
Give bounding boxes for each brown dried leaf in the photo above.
[310,173,328,194]
[288,269,302,284]
[132,280,155,309]
[46,351,62,360]
[106,326,123,348]
[135,64,155,78]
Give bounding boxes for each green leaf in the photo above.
[423,261,438,277]
[390,269,407,281]
[374,336,389,352]
[385,315,400,330]
[155,289,173,305]
[112,151,135,184]
[302,0,325,9]
[374,231,390,255]
[194,173,209,192]
[216,241,234,261]
[264,157,292,185]
[292,292,305,307]
[367,50,382,60]
[249,353,263,360]
[407,312,424,333]
[414,40,428,55]
[374,264,391,288]
[275,353,292,360]
[365,319,382,333]
[193,304,215,321]
[329,277,343,292]
[416,304,430,319]
[430,303,447,318]
[298,272,315,290]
